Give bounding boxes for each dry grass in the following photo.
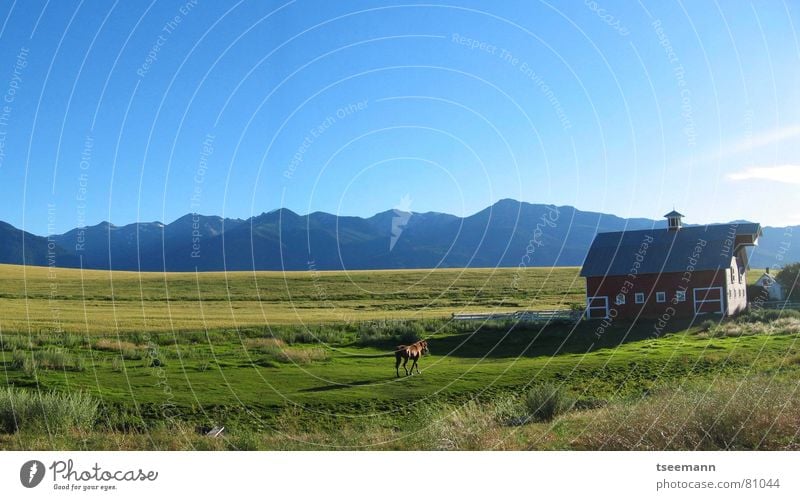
[243,337,286,350]
[92,339,146,360]
[0,263,584,334]
[244,337,330,365]
[708,317,800,338]
[93,339,143,352]
[576,377,800,450]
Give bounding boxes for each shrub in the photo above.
[524,382,574,422]
[37,348,86,371]
[356,320,424,346]
[0,387,98,433]
[776,263,799,301]
[11,348,85,374]
[121,348,144,360]
[11,349,27,369]
[698,320,717,332]
[111,356,123,373]
[0,335,29,351]
[61,334,87,348]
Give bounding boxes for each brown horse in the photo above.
[395,340,429,377]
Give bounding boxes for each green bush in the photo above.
[111,356,123,373]
[699,319,717,332]
[0,387,98,433]
[11,349,27,369]
[39,348,86,371]
[0,335,29,351]
[121,348,144,360]
[524,382,574,422]
[356,320,424,346]
[737,308,800,324]
[776,263,799,301]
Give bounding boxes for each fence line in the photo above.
[760,301,800,310]
[451,309,582,323]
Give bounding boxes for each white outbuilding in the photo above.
[754,269,784,301]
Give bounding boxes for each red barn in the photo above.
[579,211,762,320]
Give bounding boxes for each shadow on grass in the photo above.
[420,318,698,359]
[299,379,378,393]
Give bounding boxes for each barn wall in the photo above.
[586,270,728,319]
[724,252,748,315]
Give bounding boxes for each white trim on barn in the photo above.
[693,286,724,315]
[586,296,609,319]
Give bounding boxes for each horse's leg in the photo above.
[415,357,421,374]
[403,357,409,376]
[395,353,401,378]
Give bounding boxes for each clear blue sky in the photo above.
[1,0,798,235]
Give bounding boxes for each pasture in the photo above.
[0,264,584,333]
[0,263,797,450]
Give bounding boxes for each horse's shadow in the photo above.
[298,379,377,393]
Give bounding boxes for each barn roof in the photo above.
[579,223,762,277]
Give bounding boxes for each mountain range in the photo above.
[0,200,796,272]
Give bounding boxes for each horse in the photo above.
[395,340,429,377]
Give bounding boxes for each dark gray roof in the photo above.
[664,210,685,218]
[580,223,761,277]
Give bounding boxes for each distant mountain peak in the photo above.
[0,201,794,271]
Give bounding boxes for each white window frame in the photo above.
[693,286,724,315]
[586,296,609,319]
[675,290,686,302]
[635,292,645,304]
[656,291,666,303]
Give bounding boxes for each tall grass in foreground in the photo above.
[578,377,800,450]
[524,383,575,422]
[0,388,99,433]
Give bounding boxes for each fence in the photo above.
[451,309,583,323]
[760,301,800,311]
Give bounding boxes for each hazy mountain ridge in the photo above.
[1,201,795,271]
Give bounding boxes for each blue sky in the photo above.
[1,0,798,235]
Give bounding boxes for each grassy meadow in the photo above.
[0,263,585,333]
[1,263,798,450]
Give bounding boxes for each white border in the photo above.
[693,286,724,315]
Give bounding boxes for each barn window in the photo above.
[676,290,686,302]
[615,294,625,305]
[635,292,644,304]
[656,292,666,303]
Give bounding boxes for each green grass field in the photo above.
[1,264,796,450]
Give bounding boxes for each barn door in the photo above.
[693,287,723,315]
